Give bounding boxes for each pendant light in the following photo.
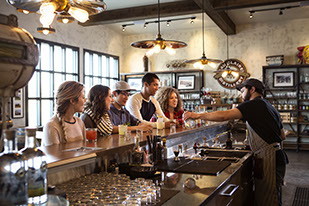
[185,0,222,69]
[7,0,107,34]
[131,0,187,56]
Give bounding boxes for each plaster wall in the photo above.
[0,2,124,127]
[123,18,309,92]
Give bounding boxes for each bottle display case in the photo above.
[263,64,309,151]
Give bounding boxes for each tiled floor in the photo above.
[282,150,309,206]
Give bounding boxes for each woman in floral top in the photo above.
[154,87,184,126]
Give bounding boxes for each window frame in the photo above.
[25,38,80,127]
[83,48,120,90]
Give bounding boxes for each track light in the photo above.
[190,17,195,24]
[166,20,171,27]
[122,25,126,32]
[144,23,147,29]
[249,11,254,19]
[279,9,283,15]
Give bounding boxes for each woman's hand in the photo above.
[137,123,153,133]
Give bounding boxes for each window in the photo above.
[27,39,79,127]
[83,49,119,93]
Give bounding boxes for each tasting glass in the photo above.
[86,128,97,142]
[170,119,176,133]
[173,145,180,162]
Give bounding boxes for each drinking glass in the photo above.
[136,129,143,139]
[157,117,164,130]
[170,120,176,133]
[86,128,97,142]
[119,125,128,137]
[125,130,132,141]
[173,146,180,162]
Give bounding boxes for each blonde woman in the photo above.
[154,87,184,126]
[43,81,86,146]
[81,85,114,136]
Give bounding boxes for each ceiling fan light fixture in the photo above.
[37,26,56,35]
[57,15,75,24]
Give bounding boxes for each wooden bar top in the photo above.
[41,122,228,169]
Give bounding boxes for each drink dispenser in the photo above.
[0,14,39,149]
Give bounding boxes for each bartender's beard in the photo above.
[243,92,251,102]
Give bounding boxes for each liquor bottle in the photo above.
[155,136,163,163]
[0,129,28,205]
[21,128,47,204]
[225,131,233,149]
[162,138,168,160]
[16,127,26,151]
[131,136,143,166]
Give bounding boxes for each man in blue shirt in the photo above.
[109,81,153,133]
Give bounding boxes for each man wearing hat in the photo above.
[184,78,287,206]
[109,81,153,133]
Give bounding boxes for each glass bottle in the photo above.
[16,127,26,151]
[21,128,47,204]
[131,136,143,166]
[0,129,28,205]
[162,138,168,160]
[155,136,163,164]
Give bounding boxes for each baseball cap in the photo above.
[113,81,136,92]
[236,78,265,91]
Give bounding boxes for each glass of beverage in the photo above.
[86,128,97,142]
[173,146,180,162]
[136,129,143,139]
[119,125,128,138]
[157,116,164,130]
[170,120,176,133]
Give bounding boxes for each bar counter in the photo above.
[42,122,253,205]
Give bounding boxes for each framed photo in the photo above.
[273,72,295,87]
[127,77,142,91]
[11,88,24,119]
[177,75,195,90]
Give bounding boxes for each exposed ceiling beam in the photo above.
[193,0,236,35]
[211,0,307,10]
[81,0,201,26]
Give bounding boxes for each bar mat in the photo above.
[156,189,180,206]
[176,160,230,176]
[292,187,309,206]
[156,158,191,171]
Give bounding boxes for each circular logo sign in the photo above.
[213,59,250,89]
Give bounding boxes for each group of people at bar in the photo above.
[42,73,183,146]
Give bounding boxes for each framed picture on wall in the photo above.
[11,88,24,119]
[127,77,143,91]
[273,72,295,87]
[177,75,195,90]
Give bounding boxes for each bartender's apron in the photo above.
[246,122,280,206]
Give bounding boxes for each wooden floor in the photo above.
[282,150,309,206]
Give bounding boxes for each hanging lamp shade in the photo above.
[7,0,107,33]
[131,0,187,55]
[185,0,222,68]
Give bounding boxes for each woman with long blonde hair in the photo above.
[154,86,184,126]
[43,81,86,146]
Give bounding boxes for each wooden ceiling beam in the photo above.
[211,0,306,10]
[81,0,201,26]
[193,0,236,35]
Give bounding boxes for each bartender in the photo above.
[184,78,287,206]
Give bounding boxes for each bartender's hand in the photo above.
[137,123,153,133]
[183,111,200,120]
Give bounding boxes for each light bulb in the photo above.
[40,2,56,15]
[40,14,55,27]
[153,44,161,53]
[231,71,239,78]
[43,29,49,35]
[208,62,217,68]
[68,7,89,23]
[166,47,176,55]
[62,18,69,24]
[222,71,228,78]
[23,10,29,14]
[194,62,204,69]
[146,49,154,56]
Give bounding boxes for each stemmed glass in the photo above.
[173,146,180,162]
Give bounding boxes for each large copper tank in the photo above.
[0,14,39,97]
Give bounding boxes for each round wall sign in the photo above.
[303,45,309,64]
[213,59,250,89]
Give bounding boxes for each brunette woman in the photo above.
[81,85,114,136]
[43,81,86,146]
[154,87,184,126]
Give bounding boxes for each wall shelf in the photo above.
[263,64,309,151]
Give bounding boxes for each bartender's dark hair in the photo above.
[155,87,183,112]
[84,85,110,121]
[142,73,160,86]
[245,85,264,96]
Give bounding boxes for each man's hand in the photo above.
[183,111,200,121]
[138,124,153,133]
